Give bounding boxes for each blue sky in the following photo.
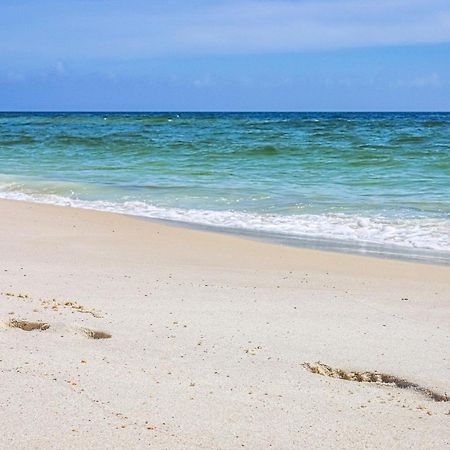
[1,0,450,111]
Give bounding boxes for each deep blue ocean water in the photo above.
[0,112,449,262]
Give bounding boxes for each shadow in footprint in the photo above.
[303,361,449,402]
[9,319,50,331]
[82,328,111,339]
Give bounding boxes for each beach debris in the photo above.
[244,346,262,356]
[40,298,102,318]
[8,318,50,331]
[1,291,30,299]
[303,361,449,402]
[1,292,102,317]
[63,300,102,318]
[81,327,111,339]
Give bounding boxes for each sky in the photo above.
[1,0,450,111]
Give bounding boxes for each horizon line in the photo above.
[1,110,450,114]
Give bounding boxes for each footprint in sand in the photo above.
[6,318,112,340]
[8,318,50,331]
[303,361,449,402]
[81,327,112,339]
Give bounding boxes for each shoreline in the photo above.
[1,195,448,266]
[1,198,450,448]
[144,215,450,267]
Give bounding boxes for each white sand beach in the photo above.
[1,199,449,449]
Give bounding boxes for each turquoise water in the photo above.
[0,112,449,262]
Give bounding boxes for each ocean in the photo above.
[0,112,449,263]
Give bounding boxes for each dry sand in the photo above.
[1,198,449,449]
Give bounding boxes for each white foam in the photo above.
[1,190,449,255]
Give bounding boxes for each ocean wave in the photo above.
[0,135,37,146]
[234,145,281,156]
[0,190,448,256]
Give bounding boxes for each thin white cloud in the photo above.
[391,73,444,88]
[1,0,450,58]
[167,0,450,53]
[193,73,214,88]
[52,61,66,75]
